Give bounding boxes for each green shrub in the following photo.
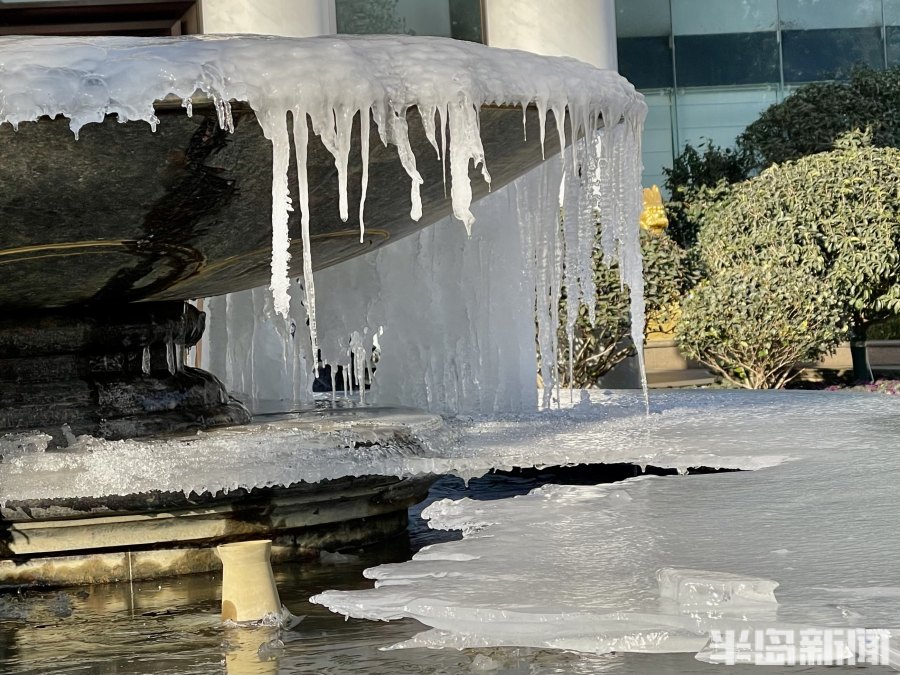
[868,314,900,340]
[663,140,752,249]
[694,131,900,336]
[677,262,846,389]
[738,66,900,169]
[676,131,900,387]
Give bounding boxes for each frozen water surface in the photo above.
[3,389,897,503]
[311,390,900,667]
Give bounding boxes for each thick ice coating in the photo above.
[0,34,647,381]
[312,390,900,666]
[3,390,896,505]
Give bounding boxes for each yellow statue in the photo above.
[639,185,668,233]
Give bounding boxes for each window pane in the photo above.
[675,87,778,149]
[675,32,779,86]
[782,27,883,82]
[615,0,671,38]
[887,26,900,67]
[641,91,675,192]
[778,0,881,30]
[618,37,673,89]
[886,0,900,26]
[336,0,482,42]
[672,0,777,35]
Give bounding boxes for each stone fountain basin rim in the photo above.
[148,95,604,119]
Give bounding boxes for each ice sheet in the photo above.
[3,390,897,507]
[311,390,900,666]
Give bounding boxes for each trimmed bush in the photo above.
[677,131,900,387]
[738,67,900,169]
[678,263,846,389]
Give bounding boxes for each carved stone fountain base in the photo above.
[0,302,250,445]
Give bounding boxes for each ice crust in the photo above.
[0,34,646,407]
[311,390,900,664]
[2,389,895,505]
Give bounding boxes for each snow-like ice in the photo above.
[306,390,900,667]
[0,34,646,407]
[2,389,896,505]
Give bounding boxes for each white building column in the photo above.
[199,0,336,36]
[482,0,616,69]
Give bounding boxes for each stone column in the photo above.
[199,0,336,36]
[482,0,617,69]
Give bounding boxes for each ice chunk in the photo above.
[0,432,52,459]
[656,568,778,609]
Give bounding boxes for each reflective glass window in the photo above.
[782,27,884,82]
[672,0,777,35]
[778,0,881,30]
[618,37,673,89]
[615,0,673,89]
[675,32,780,86]
[335,0,483,42]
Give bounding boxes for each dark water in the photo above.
[0,472,892,674]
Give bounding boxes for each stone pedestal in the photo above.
[0,302,250,445]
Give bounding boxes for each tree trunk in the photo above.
[850,324,873,383]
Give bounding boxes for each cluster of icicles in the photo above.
[0,34,648,408]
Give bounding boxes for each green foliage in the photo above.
[559,229,694,387]
[663,140,752,248]
[695,131,900,328]
[677,131,900,387]
[868,314,900,340]
[738,66,900,169]
[677,263,846,389]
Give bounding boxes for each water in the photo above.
[0,470,895,674]
[1,522,891,674]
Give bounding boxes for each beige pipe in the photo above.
[217,540,281,623]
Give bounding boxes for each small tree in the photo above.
[677,263,846,389]
[738,66,900,169]
[663,140,752,249]
[680,131,900,383]
[559,229,693,387]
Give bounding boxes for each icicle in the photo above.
[292,110,319,360]
[521,101,528,142]
[334,104,355,223]
[387,106,424,221]
[166,341,176,375]
[359,107,370,242]
[420,104,439,159]
[438,105,448,199]
[447,99,490,235]
[141,346,151,375]
[537,102,547,160]
[568,108,579,173]
[269,120,293,319]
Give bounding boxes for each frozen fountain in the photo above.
[0,34,646,586]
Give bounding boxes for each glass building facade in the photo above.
[617,0,900,190]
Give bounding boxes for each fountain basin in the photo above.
[0,407,441,587]
[0,100,565,309]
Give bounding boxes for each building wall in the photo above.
[616,0,900,192]
[483,0,616,69]
[200,0,335,36]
